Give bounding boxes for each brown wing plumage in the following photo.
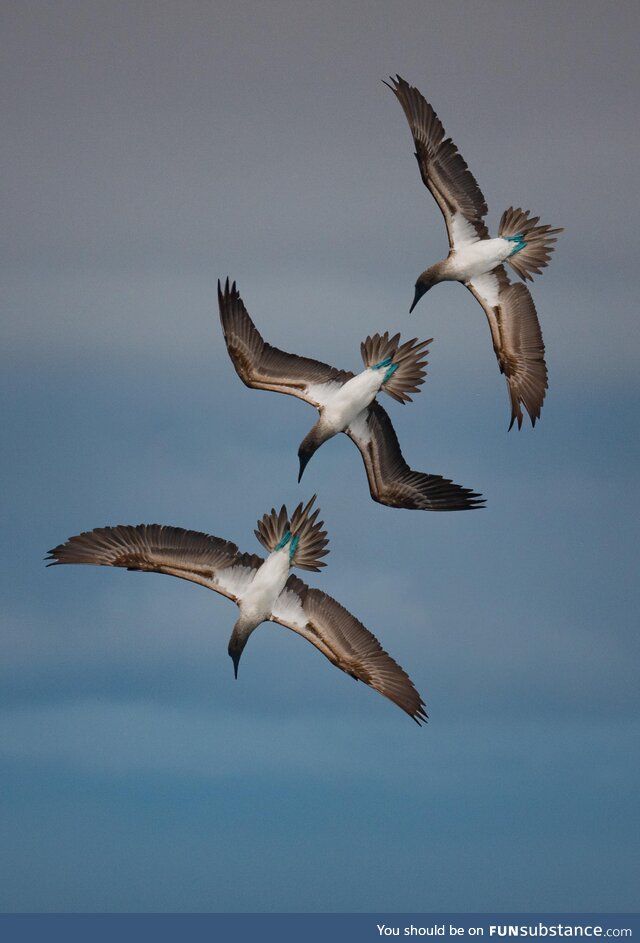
[466,268,548,429]
[385,75,489,246]
[46,523,263,600]
[218,278,352,407]
[271,575,427,724]
[346,402,484,511]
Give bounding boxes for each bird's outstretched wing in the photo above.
[345,402,484,511]
[46,523,263,601]
[385,75,489,249]
[218,278,352,408]
[466,268,548,429]
[271,575,428,724]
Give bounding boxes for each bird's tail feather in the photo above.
[360,332,431,404]
[254,495,329,571]
[499,206,563,282]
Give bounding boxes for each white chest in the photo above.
[239,549,291,622]
[321,369,383,432]
[447,237,512,280]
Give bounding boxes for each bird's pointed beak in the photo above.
[298,452,311,483]
[230,650,241,679]
[409,284,426,313]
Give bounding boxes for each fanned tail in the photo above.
[254,495,329,571]
[360,332,431,404]
[254,505,290,554]
[289,495,329,571]
[499,206,563,282]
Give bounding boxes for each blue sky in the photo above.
[1,0,638,913]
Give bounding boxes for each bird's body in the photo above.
[386,75,563,429]
[318,365,390,433]
[218,278,483,511]
[47,497,427,723]
[233,542,292,634]
[303,360,398,454]
[443,236,516,282]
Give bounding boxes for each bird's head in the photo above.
[228,626,251,679]
[410,270,436,313]
[297,424,329,482]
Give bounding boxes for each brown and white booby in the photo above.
[218,279,483,511]
[47,497,427,723]
[385,75,563,429]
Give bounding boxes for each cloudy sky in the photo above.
[2,0,638,913]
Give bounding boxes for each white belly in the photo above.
[238,549,290,623]
[447,237,512,280]
[321,369,383,433]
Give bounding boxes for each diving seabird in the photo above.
[385,75,563,429]
[47,497,427,723]
[218,278,483,511]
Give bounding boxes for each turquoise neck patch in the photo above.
[373,355,393,370]
[275,531,291,551]
[289,534,300,561]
